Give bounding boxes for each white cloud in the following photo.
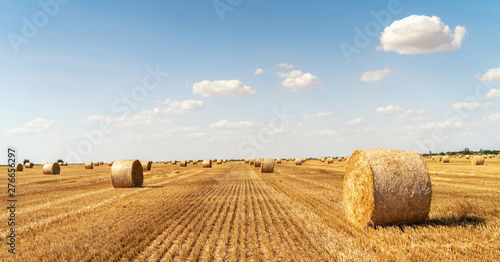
[277,63,294,69]
[210,119,261,129]
[192,80,256,97]
[85,115,113,122]
[301,112,335,119]
[378,15,467,54]
[483,113,500,123]
[360,68,392,82]
[376,105,427,122]
[486,88,500,98]
[6,118,58,135]
[419,121,462,130]
[479,68,500,82]
[253,68,263,75]
[449,102,495,110]
[345,118,363,126]
[139,99,206,116]
[277,70,321,91]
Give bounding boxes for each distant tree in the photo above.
[463,148,470,154]
[23,159,30,164]
[57,159,64,163]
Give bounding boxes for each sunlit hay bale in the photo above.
[141,161,152,171]
[108,162,113,166]
[276,158,282,163]
[254,158,262,167]
[344,149,432,227]
[43,162,61,175]
[42,162,48,166]
[250,159,255,165]
[94,162,100,166]
[193,160,198,165]
[222,159,227,163]
[63,162,68,166]
[295,158,302,165]
[320,158,326,162]
[286,158,290,162]
[99,161,104,165]
[85,162,93,169]
[471,155,484,166]
[244,159,249,163]
[180,160,188,167]
[442,155,449,163]
[261,158,275,173]
[327,158,334,164]
[15,163,23,171]
[25,162,34,168]
[338,158,343,162]
[217,159,222,164]
[465,155,470,159]
[111,159,143,188]
[171,160,177,165]
[435,156,442,162]
[203,159,212,168]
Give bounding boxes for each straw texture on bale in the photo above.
[15,163,23,171]
[295,158,302,165]
[276,158,282,163]
[110,159,143,188]
[85,162,93,169]
[254,158,262,167]
[141,161,152,171]
[320,158,325,162]
[43,163,60,175]
[442,156,449,163]
[203,160,212,168]
[471,155,484,166]
[344,149,432,227]
[25,162,34,168]
[260,158,275,173]
[180,160,187,167]
[249,159,255,165]
[327,158,334,164]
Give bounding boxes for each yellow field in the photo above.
[1,158,499,261]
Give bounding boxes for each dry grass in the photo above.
[1,159,499,261]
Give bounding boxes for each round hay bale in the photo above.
[320,158,326,162]
[25,162,34,168]
[203,159,212,168]
[171,160,177,165]
[471,155,484,166]
[295,158,302,165]
[43,163,60,175]
[244,159,249,163]
[223,159,227,163]
[216,159,222,164]
[99,161,104,165]
[111,159,143,188]
[180,160,188,167]
[85,162,93,169]
[344,149,432,227]
[15,163,23,171]
[249,159,255,165]
[338,158,343,162]
[94,162,100,166]
[260,158,275,173]
[63,162,68,166]
[327,158,334,164]
[108,162,113,166]
[193,160,199,165]
[254,158,262,167]
[442,155,449,163]
[276,158,282,163]
[465,155,470,159]
[141,161,152,171]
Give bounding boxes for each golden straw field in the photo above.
[1,157,499,261]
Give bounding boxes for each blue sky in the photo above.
[1,0,500,164]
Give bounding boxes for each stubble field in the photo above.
[1,157,499,261]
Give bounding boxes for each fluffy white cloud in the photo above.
[139,99,206,116]
[277,70,321,91]
[487,88,500,98]
[253,68,263,75]
[419,121,462,130]
[6,118,58,135]
[378,15,467,54]
[376,105,427,122]
[345,118,363,126]
[483,113,500,123]
[301,112,335,119]
[192,80,256,97]
[479,68,500,82]
[449,102,494,110]
[277,63,294,69]
[210,119,261,129]
[360,68,392,82]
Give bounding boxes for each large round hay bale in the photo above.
[85,162,93,169]
[111,159,143,188]
[15,163,23,171]
[99,161,104,165]
[471,156,484,166]
[141,161,152,171]
[344,149,432,227]
[180,160,188,167]
[249,159,255,165]
[43,163,60,175]
[254,158,262,167]
[94,162,100,166]
[276,158,282,163]
[442,156,449,163]
[108,162,113,166]
[25,162,34,168]
[327,157,334,164]
[203,159,212,168]
[63,162,68,166]
[295,158,302,165]
[171,160,177,165]
[260,158,275,173]
[465,155,470,159]
[216,159,222,164]
[223,159,227,163]
[320,158,326,162]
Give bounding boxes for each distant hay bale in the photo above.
[320,158,326,162]
[94,162,100,166]
[471,155,484,166]
[344,149,432,227]
[111,159,143,188]
[465,155,470,159]
[338,158,343,162]
[295,158,302,165]
[286,158,290,162]
[203,160,212,168]
[85,162,93,169]
[223,159,227,163]
[261,158,275,173]
[141,161,152,171]
[217,159,222,164]
[442,156,449,163]
[244,159,249,163]
[25,162,34,168]
[171,160,177,165]
[254,159,262,167]
[43,163,60,175]
[249,159,255,165]
[108,162,113,166]
[15,163,23,171]
[327,158,334,164]
[276,158,282,163]
[193,160,198,165]
[63,162,68,166]
[180,160,188,167]
[99,161,104,165]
